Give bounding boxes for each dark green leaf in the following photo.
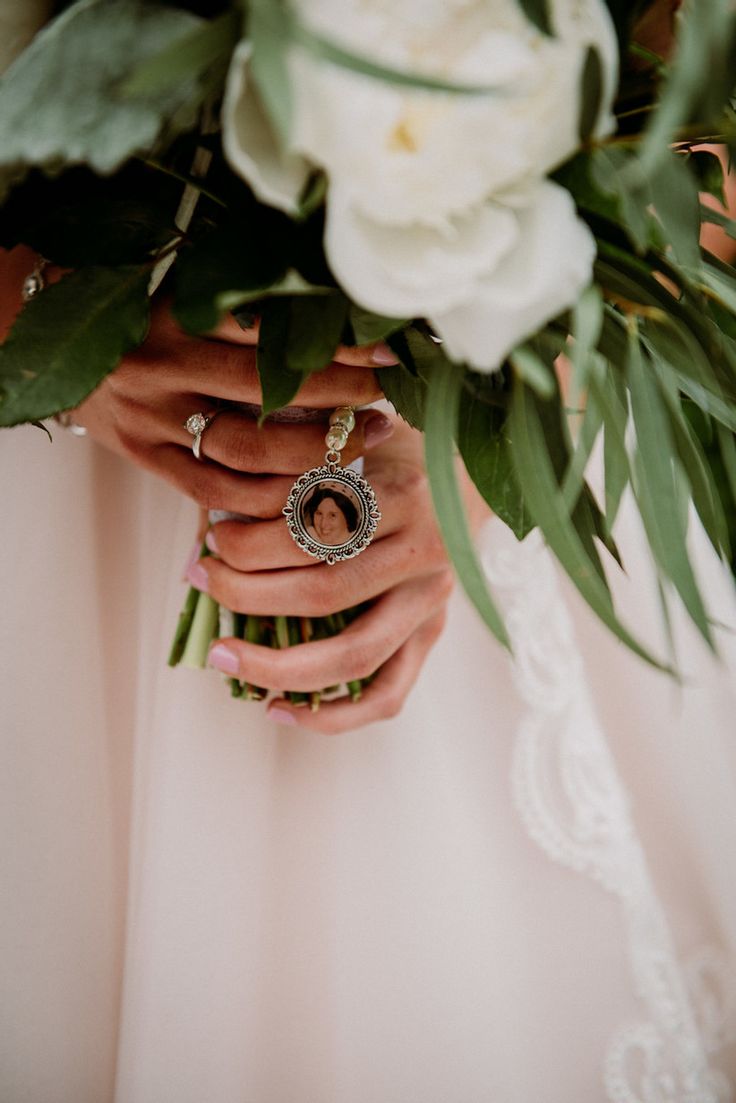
[579,47,603,144]
[457,389,534,540]
[376,361,427,430]
[284,293,349,374]
[173,215,292,333]
[0,266,150,427]
[349,306,408,346]
[424,356,511,648]
[516,0,553,35]
[257,298,303,415]
[689,149,726,205]
[256,293,349,418]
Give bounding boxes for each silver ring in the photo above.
[184,410,218,461]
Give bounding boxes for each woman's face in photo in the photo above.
[313,496,349,544]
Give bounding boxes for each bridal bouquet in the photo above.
[1,0,735,694]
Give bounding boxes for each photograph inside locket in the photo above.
[301,482,361,547]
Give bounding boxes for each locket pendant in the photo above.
[283,407,382,565]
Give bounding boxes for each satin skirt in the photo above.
[2,424,735,1103]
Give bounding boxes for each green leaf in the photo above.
[349,306,408,346]
[561,391,604,514]
[376,361,427,430]
[0,266,150,427]
[648,154,702,269]
[0,0,203,191]
[626,327,713,647]
[256,293,349,418]
[516,0,552,34]
[457,390,534,540]
[509,379,671,670]
[120,8,240,98]
[634,0,736,180]
[688,148,726,205]
[249,0,295,146]
[579,47,603,144]
[173,216,292,333]
[651,360,731,559]
[257,298,302,415]
[284,293,349,375]
[424,357,511,648]
[510,346,555,398]
[571,285,604,400]
[291,18,518,96]
[588,361,630,535]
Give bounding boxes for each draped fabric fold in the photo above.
[2,428,735,1102]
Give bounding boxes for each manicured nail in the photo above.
[182,539,201,581]
[370,342,398,366]
[205,529,219,554]
[208,642,239,676]
[363,412,394,449]
[267,705,298,727]
[187,561,210,592]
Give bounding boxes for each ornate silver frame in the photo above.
[283,464,382,565]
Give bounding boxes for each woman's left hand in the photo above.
[188,416,490,734]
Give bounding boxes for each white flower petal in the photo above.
[430,181,596,371]
[221,41,311,215]
[325,188,518,317]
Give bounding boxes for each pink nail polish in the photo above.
[371,342,398,366]
[187,561,210,592]
[182,539,201,581]
[208,642,239,676]
[267,706,298,727]
[205,529,219,554]
[363,412,394,450]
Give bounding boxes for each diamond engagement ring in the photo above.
[184,410,218,461]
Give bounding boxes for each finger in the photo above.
[265,610,448,735]
[208,474,415,570]
[172,407,394,475]
[331,341,398,368]
[205,312,398,368]
[188,528,447,616]
[127,310,384,407]
[156,445,296,517]
[206,572,452,693]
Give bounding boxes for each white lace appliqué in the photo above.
[482,527,734,1103]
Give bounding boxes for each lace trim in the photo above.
[482,526,734,1103]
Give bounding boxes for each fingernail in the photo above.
[370,342,398,366]
[187,561,210,592]
[363,412,394,450]
[208,642,239,676]
[205,529,219,554]
[182,539,201,581]
[267,705,298,727]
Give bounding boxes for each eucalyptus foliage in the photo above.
[1,0,736,674]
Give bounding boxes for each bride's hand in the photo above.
[190,418,490,735]
[74,300,397,515]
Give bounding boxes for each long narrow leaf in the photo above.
[626,327,714,648]
[509,380,672,671]
[424,358,510,649]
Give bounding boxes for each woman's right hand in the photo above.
[74,299,396,518]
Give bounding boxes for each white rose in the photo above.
[222,0,617,371]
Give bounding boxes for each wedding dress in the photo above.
[2,418,736,1103]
